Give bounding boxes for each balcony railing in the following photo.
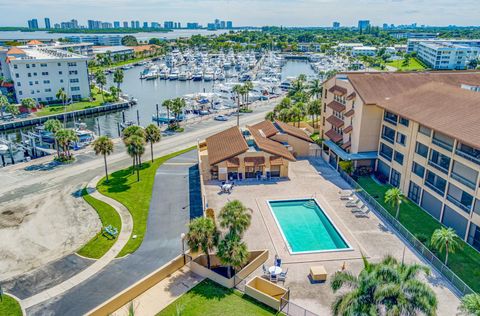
[383,116,398,125]
[446,195,472,214]
[451,172,477,190]
[381,134,395,144]
[428,160,449,174]
[432,138,453,152]
[379,151,392,161]
[425,181,445,197]
[456,149,480,166]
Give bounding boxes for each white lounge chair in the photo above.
[346,199,361,207]
[352,205,370,214]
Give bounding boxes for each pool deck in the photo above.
[204,158,460,316]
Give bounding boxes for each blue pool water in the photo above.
[269,199,349,253]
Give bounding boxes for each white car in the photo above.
[214,115,229,121]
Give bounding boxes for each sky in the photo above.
[0,0,479,27]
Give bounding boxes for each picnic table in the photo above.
[103,225,118,239]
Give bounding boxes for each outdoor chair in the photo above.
[278,269,288,283]
[352,205,369,214]
[262,265,270,277]
[269,273,278,283]
[345,199,361,207]
[275,258,282,267]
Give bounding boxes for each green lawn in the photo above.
[76,188,122,259]
[89,56,154,73]
[357,176,480,292]
[0,294,22,316]
[387,57,427,71]
[97,147,195,257]
[34,87,106,117]
[157,279,276,316]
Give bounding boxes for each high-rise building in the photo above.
[131,21,135,28]
[151,22,161,29]
[143,22,148,28]
[54,23,60,29]
[358,20,370,31]
[101,22,112,29]
[383,23,388,30]
[123,21,129,28]
[207,23,216,30]
[332,21,340,29]
[187,22,199,29]
[113,21,120,28]
[220,21,226,29]
[44,18,51,29]
[226,21,233,29]
[214,19,220,28]
[88,20,101,29]
[164,21,174,29]
[27,19,39,29]
[178,22,181,29]
[135,21,140,28]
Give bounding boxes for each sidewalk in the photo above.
[20,175,134,309]
[112,267,204,316]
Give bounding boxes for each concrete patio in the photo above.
[204,157,460,315]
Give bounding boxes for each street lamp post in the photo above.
[181,233,186,264]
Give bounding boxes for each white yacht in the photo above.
[168,68,180,80]
[203,69,214,82]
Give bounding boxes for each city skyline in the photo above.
[1,0,480,27]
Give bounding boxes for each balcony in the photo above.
[325,129,343,143]
[383,116,398,126]
[425,181,445,197]
[451,172,477,190]
[379,151,392,161]
[381,134,395,144]
[456,149,480,166]
[326,101,346,112]
[326,115,344,128]
[432,138,453,152]
[446,195,472,214]
[428,160,449,174]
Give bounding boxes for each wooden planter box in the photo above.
[245,276,288,310]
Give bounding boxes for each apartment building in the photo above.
[0,46,90,103]
[351,46,377,56]
[407,39,480,70]
[65,35,123,46]
[321,72,480,251]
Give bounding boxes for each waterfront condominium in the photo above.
[320,71,480,251]
[407,39,480,70]
[0,46,90,103]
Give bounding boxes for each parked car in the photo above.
[214,115,229,121]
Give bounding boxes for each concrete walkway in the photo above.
[21,176,134,309]
[112,267,204,316]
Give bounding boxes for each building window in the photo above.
[390,169,401,187]
[15,73,19,78]
[383,111,398,125]
[412,162,426,178]
[43,80,50,84]
[70,78,79,83]
[59,71,63,75]
[394,151,404,165]
[408,181,421,204]
[418,125,432,137]
[26,64,30,68]
[29,81,33,86]
[40,63,47,67]
[425,170,447,196]
[396,133,406,146]
[432,132,454,151]
[57,62,61,66]
[33,72,37,76]
[415,142,429,158]
[41,72,48,76]
[69,70,78,75]
[32,64,36,68]
[447,184,473,213]
[399,117,409,127]
[17,82,21,87]
[456,143,480,165]
[28,73,31,77]
[429,149,451,174]
[45,88,51,92]
[68,62,77,67]
[71,86,80,91]
[381,125,395,144]
[18,91,23,95]
[379,143,393,161]
[13,64,18,69]
[451,161,478,190]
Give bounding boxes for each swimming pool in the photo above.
[268,199,350,254]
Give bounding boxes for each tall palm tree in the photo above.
[331,256,437,316]
[219,200,252,237]
[171,98,186,127]
[278,108,291,123]
[55,128,79,160]
[308,78,323,99]
[384,187,403,219]
[216,231,249,279]
[125,135,145,181]
[185,217,219,269]
[290,102,305,127]
[44,119,62,157]
[431,227,462,266]
[459,293,480,316]
[113,68,124,98]
[122,125,145,142]
[232,84,243,126]
[0,94,9,120]
[21,98,36,114]
[243,81,253,109]
[93,135,114,182]
[162,99,173,122]
[95,70,107,103]
[56,88,68,119]
[144,124,161,162]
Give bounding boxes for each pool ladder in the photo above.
[303,200,316,208]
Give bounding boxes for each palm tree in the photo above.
[331,256,437,316]
[0,94,9,119]
[459,293,480,316]
[95,70,107,102]
[125,135,145,181]
[243,81,253,109]
[431,227,463,266]
[185,217,219,269]
[122,125,145,142]
[144,124,161,162]
[113,68,124,98]
[384,187,403,219]
[93,136,114,182]
[232,84,243,126]
[6,104,20,117]
[290,102,305,127]
[171,98,186,128]
[20,98,36,114]
[219,200,252,237]
[216,231,249,279]
[162,99,173,122]
[55,128,79,160]
[308,78,323,99]
[44,119,62,157]
[56,88,68,122]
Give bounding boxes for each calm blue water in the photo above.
[269,199,348,253]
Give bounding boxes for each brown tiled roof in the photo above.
[344,109,355,117]
[346,92,356,100]
[326,101,346,112]
[325,129,343,143]
[269,156,284,166]
[206,126,248,165]
[226,158,240,167]
[247,126,295,161]
[328,85,347,95]
[27,40,43,45]
[132,44,160,52]
[250,120,278,138]
[341,141,351,150]
[345,71,480,149]
[326,115,344,128]
[274,120,313,143]
[344,125,353,133]
[244,157,265,166]
[6,47,25,55]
